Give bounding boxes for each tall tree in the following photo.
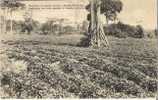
[86,0,123,47]
[0,0,25,34]
[86,0,109,47]
[86,0,123,24]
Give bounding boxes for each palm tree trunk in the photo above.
[5,8,9,34]
[10,10,13,34]
[3,7,7,34]
[1,8,4,34]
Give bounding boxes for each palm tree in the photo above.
[0,0,8,34]
[0,0,25,34]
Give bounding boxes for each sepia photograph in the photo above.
[0,0,157,99]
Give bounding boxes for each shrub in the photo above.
[146,32,156,39]
[155,29,158,37]
[78,33,91,47]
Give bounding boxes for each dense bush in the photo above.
[104,22,144,38]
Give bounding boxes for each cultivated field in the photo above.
[0,34,158,98]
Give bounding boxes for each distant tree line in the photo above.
[5,19,157,39]
[4,19,83,35]
[104,21,157,39]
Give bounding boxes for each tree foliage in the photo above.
[0,0,25,10]
[21,18,33,34]
[101,0,123,22]
[86,0,123,23]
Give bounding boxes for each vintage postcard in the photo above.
[0,0,157,99]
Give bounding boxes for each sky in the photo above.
[0,0,157,29]
[118,0,157,30]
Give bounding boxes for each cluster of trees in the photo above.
[0,0,25,34]
[40,20,79,35]
[0,0,85,35]
[104,22,144,38]
[4,19,38,34]
[88,0,157,40]
[1,0,154,43]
